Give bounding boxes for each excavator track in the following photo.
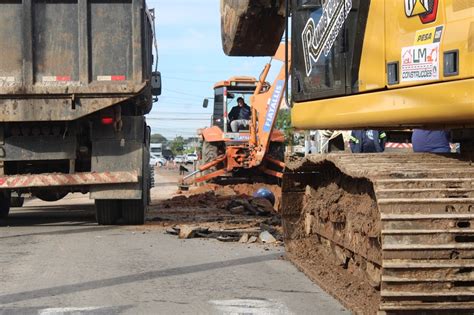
[282,153,474,314]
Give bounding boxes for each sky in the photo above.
[146,0,280,140]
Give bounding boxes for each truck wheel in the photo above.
[121,155,149,225]
[0,192,11,219]
[35,191,68,202]
[10,196,24,208]
[95,200,121,225]
[149,166,155,192]
[121,199,145,225]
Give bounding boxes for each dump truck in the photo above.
[0,0,161,225]
[182,46,289,186]
[221,0,474,313]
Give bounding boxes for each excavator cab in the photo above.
[210,76,257,142]
[292,0,368,103]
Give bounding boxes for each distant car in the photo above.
[150,154,166,166]
[185,153,198,164]
[174,155,185,163]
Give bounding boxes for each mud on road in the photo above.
[150,167,380,313]
[146,167,283,244]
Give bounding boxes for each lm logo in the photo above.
[404,0,439,24]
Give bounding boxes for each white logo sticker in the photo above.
[401,43,439,82]
[301,0,352,76]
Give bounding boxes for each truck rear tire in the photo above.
[0,192,11,219]
[95,156,148,225]
[35,191,68,202]
[121,199,145,225]
[10,196,24,208]
[95,200,121,225]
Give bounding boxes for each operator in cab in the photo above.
[228,97,251,132]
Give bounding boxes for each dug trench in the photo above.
[144,179,283,244]
[282,161,382,315]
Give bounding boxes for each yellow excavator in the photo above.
[221,0,474,313]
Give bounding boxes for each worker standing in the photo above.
[349,130,387,153]
[228,97,251,132]
[412,129,451,153]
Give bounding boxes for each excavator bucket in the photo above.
[220,0,286,56]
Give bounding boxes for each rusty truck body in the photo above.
[0,0,161,224]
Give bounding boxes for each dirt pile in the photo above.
[147,183,282,245]
[189,183,282,210]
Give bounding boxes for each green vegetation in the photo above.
[275,109,296,145]
[169,136,185,155]
[150,133,168,144]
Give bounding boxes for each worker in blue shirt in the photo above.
[412,129,451,153]
[228,97,251,132]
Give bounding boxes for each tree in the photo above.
[170,136,185,155]
[275,109,296,145]
[151,133,167,144]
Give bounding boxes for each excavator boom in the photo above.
[249,43,291,168]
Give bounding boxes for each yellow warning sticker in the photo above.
[414,25,443,45]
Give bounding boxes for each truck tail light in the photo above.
[101,117,114,125]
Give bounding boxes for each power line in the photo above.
[148,112,211,115]
[158,96,203,102]
[150,125,207,129]
[163,88,205,98]
[163,76,215,84]
[152,128,201,132]
[158,68,239,75]
[154,101,207,106]
[147,118,209,121]
[158,94,212,102]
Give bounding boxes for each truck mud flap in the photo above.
[90,116,146,200]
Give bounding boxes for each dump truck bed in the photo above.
[0,0,153,121]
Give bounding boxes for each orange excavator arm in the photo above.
[248,42,291,168]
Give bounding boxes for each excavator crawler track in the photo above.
[282,153,474,314]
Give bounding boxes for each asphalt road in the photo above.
[0,170,349,315]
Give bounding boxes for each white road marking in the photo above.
[38,307,102,315]
[210,299,293,315]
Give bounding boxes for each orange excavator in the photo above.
[181,44,290,186]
